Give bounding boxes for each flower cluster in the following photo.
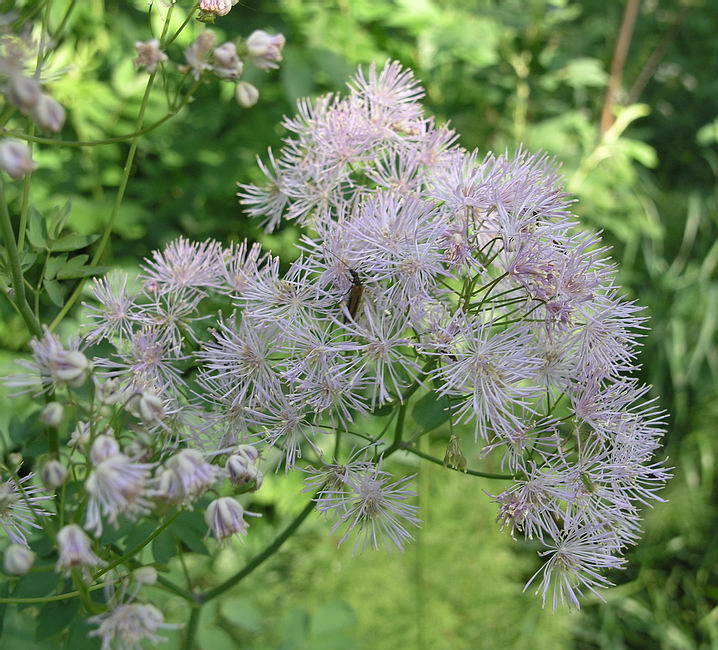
[135,27,284,109]
[0,29,66,178]
[3,60,669,619]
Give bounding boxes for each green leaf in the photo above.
[151,530,175,564]
[26,208,48,249]
[36,598,80,640]
[57,263,110,280]
[411,391,451,432]
[65,616,100,650]
[122,521,155,551]
[44,255,68,280]
[55,255,88,279]
[49,234,99,252]
[169,511,209,555]
[47,201,72,240]
[220,597,262,632]
[12,572,59,610]
[43,278,65,307]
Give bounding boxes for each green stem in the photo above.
[0,582,105,605]
[402,445,515,480]
[201,499,316,602]
[166,3,199,47]
[93,511,179,580]
[0,180,43,337]
[182,606,202,650]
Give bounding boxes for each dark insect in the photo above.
[324,248,364,322]
[345,267,364,322]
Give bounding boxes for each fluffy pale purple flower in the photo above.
[0,474,53,546]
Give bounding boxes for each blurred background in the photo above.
[1,0,717,647]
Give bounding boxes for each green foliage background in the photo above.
[1,0,717,648]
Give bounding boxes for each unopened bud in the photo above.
[236,445,260,464]
[6,74,41,113]
[69,421,91,449]
[31,93,65,133]
[235,81,259,108]
[90,434,120,465]
[130,391,165,423]
[199,0,237,17]
[0,139,35,180]
[53,350,89,386]
[4,544,34,575]
[246,30,285,71]
[41,459,68,489]
[205,497,250,541]
[40,402,63,427]
[133,566,158,585]
[7,452,23,467]
[96,377,126,405]
[213,42,243,80]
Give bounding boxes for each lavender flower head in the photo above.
[73,61,670,608]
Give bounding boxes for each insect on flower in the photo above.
[323,248,365,322]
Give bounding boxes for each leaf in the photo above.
[57,263,110,280]
[65,616,100,650]
[220,597,262,632]
[47,201,72,240]
[26,208,48,249]
[169,520,209,555]
[122,521,155,551]
[36,598,80,639]
[411,391,451,432]
[151,530,175,564]
[49,234,99,252]
[43,278,65,307]
[55,255,88,279]
[44,255,68,280]
[12,572,59,611]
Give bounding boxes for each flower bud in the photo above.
[235,81,259,108]
[134,39,168,74]
[41,459,68,489]
[205,497,250,541]
[236,445,260,464]
[6,74,41,113]
[90,434,120,465]
[95,377,126,405]
[7,452,23,468]
[199,0,237,17]
[133,566,158,585]
[53,350,89,386]
[246,30,285,71]
[56,524,102,575]
[40,402,63,427]
[4,544,34,575]
[69,421,91,449]
[129,391,165,423]
[0,139,34,180]
[213,42,243,80]
[31,93,66,133]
